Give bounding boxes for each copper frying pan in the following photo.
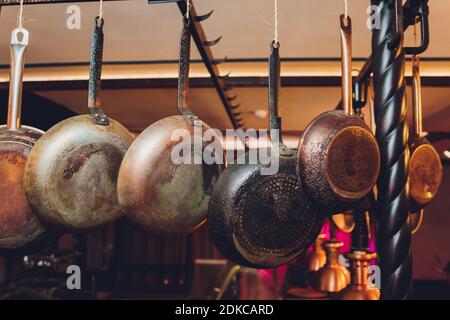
[0,28,53,252]
[297,16,380,214]
[408,55,443,234]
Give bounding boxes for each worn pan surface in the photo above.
[408,55,442,212]
[117,17,224,235]
[24,17,133,231]
[297,16,380,214]
[0,28,54,252]
[407,56,443,233]
[207,42,324,269]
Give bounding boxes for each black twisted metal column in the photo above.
[371,0,412,299]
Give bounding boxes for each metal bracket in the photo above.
[403,0,429,55]
[149,0,241,129]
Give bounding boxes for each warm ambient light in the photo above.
[253,110,268,119]
[444,150,450,159]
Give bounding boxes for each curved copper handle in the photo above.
[412,55,424,137]
[368,78,376,133]
[7,28,29,130]
[409,209,424,235]
[339,14,353,115]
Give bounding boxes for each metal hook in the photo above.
[213,55,228,65]
[227,95,238,102]
[204,36,222,47]
[195,9,214,22]
[219,72,231,81]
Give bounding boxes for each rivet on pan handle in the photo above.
[340,14,353,115]
[7,28,29,130]
[88,16,109,126]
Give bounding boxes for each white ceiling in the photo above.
[0,0,448,136]
[0,0,450,64]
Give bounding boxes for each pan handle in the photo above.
[87,17,109,126]
[7,28,29,130]
[340,14,353,115]
[268,41,292,155]
[412,55,425,137]
[177,17,196,118]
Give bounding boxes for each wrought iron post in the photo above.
[371,0,412,299]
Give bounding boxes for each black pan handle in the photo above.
[177,17,196,118]
[269,41,292,155]
[340,14,353,116]
[88,17,109,125]
[269,41,281,135]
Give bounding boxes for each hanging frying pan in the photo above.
[207,42,324,269]
[409,55,442,208]
[0,27,53,252]
[407,55,443,232]
[117,17,224,235]
[297,15,380,214]
[24,17,133,231]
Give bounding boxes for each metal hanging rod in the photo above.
[0,0,121,5]
[0,0,242,129]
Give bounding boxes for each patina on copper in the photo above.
[297,16,380,214]
[207,42,324,269]
[0,28,52,252]
[23,17,133,231]
[408,55,443,212]
[117,17,224,236]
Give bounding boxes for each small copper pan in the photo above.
[408,55,443,233]
[297,15,380,214]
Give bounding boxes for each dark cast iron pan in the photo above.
[207,41,324,269]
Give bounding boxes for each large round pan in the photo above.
[0,28,53,252]
[117,17,224,235]
[297,16,380,214]
[24,17,133,231]
[207,42,324,269]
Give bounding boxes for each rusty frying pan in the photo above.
[117,17,224,235]
[207,41,324,269]
[24,17,134,231]
[297,15,380,214]
[0,27,54,252]
[407,55,443,232]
